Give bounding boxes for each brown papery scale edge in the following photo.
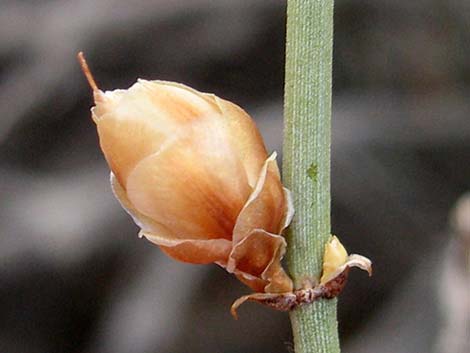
[231,254,372,319]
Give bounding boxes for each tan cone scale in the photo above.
[90,79,294,294]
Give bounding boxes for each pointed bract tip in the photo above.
[77,51,100,92]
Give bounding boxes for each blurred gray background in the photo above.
[1,1,469,352]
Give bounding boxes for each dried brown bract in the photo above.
[231,236,372,318]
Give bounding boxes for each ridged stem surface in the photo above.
[283,1,339,352]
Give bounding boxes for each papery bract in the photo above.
[230,235,372,317]
[81,57,294,294]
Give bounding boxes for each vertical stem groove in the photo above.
[283,1,339,352]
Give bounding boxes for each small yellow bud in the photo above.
[320,236,348,284]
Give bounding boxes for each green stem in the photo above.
[283,1,339,353]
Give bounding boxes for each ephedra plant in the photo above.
[78,1,371,352]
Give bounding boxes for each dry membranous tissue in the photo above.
[78,52,371,318]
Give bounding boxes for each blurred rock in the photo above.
[434,194,470,353]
